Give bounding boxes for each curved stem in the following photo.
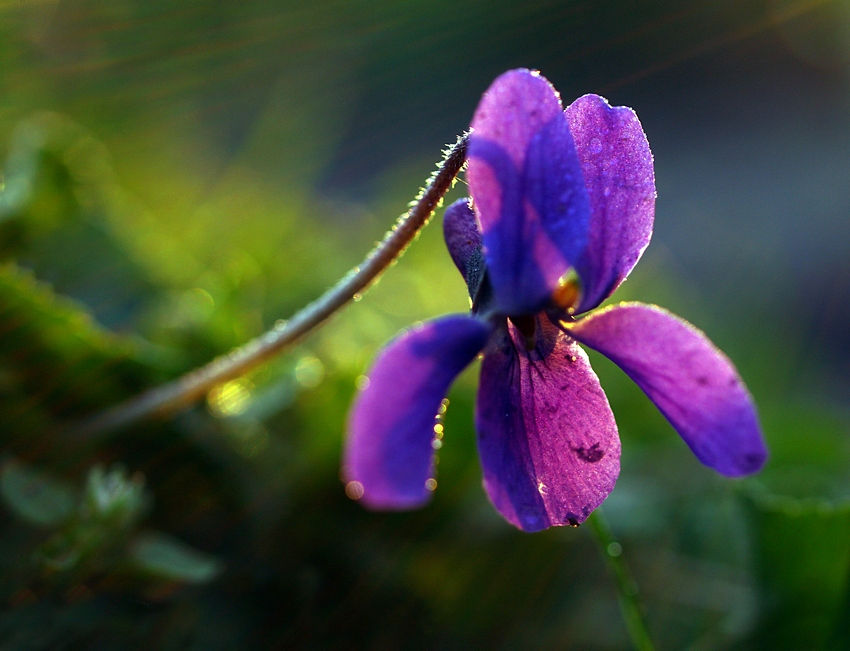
[586,510,657,651]
[68,133,469,440]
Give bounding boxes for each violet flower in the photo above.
[343,69,767,532]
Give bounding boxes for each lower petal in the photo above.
[476,316,620,532]
[344,315,491,510]
[564,302,767,476]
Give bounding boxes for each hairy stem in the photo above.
[586,510,657,651]
[68,133,469,439]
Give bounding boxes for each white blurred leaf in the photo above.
[0,460,77,527]
[129,531,223,584]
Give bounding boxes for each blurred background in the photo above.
[1,0,849,648]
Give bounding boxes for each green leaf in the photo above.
[128,531,223,584]
[0,262,156,432]
[743,486,850,648]
[0,460,77,526]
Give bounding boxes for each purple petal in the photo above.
[344,315,491,509]
[468,69,590,315]
[565,95,656,313]
[443,198,484,291]
[476,315,620,532]
[565,302,767,476]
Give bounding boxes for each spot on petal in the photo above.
[573,442,606,463]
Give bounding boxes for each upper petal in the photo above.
[476,315,620,532]
[564,302,767,476]
[565,95,656,313]
[344,315,491,509]
[468,69,591,315]
[443,198,484,295]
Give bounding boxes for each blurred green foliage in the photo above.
[1,0,849,649]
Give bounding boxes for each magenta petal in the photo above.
[443,198,484,290]
[566,303,767,476]
[468,69,590,315]
[476,316,620,532]
[344,315,491,509]
[565,95,656,313]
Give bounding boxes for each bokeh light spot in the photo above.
[295,356,325,388]
[176,288,215,326]
[208,378,253,417]
[354,374,370,390]
[345,481,364,500]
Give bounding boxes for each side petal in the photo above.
[344,315,491,510]
[565,95,656,313]
[565,302,767,476]
[468,69,590,315]
[443,198,484,294]
[476,316,620,532]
